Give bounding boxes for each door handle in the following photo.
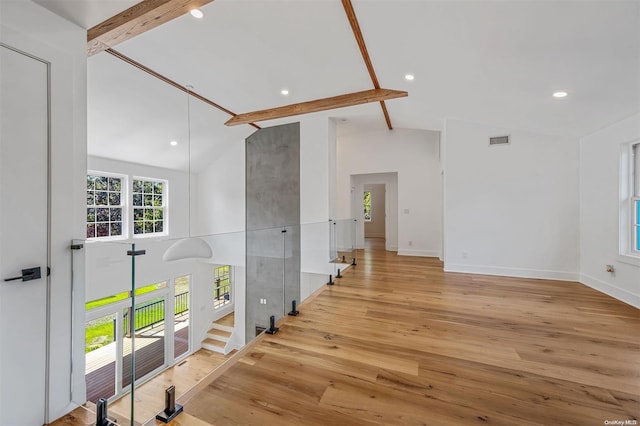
[4,266,41,282]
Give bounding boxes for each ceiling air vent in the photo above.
[489,135,510,146]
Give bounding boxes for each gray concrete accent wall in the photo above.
[246,122,300,342]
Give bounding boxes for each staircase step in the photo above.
[211,322,234,333]
[208,328,232,339]
[203,338,225,348]
[202,338,226,354]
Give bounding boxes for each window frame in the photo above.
[131,176,168,238]
[619,140,640,263]
[213,265,232,309]
[86,171,127,241]
[630,142,640,255]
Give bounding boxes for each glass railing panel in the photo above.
[335,219,356,266]
[85,311,117,403]
[245,226,285,341]
[300,221,334,300]
[283,224,301,316]
[121,294,166,388]
[80,239,134,411]
[351,218,359,266]
[173,274,190,360]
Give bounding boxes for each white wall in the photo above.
[337,127,442,257]
[328,119,337,220]
[1,0,87,421]
[580,113,640,307]
[195,141,245,236]
[300,118,334,279]
[301,117,329,223]
[443,118,580,280]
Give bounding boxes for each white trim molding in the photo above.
[398,249,441,258]
[444,263,579,282]
[580,273,640,308]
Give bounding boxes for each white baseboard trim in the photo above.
[387,244,398,251]
[365,233,385,238]
[398,249,441,258]
[580,273,640,308]
[444,263,579,282]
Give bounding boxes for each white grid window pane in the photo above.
[87,174,124,239]
[132,178,166,235]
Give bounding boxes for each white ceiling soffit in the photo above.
[33,0,140,29]
[79,0,640,169]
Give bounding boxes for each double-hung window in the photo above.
[87,173,168,240]
[87,174,125,239]
[133,178,167,236]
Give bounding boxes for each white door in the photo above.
[0,44,49,425]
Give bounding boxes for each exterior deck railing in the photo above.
[123,292,189,334]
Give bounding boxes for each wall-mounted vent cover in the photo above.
[489,135,510,146]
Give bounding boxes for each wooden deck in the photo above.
[85,321,189,403]
[180,238,639,425]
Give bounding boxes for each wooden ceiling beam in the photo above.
[225,88,407,127]
[87,0,215,56]
[106,48,260,130]
[341,0,396,130]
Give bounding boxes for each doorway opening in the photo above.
[350,172,398,252]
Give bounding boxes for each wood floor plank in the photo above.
[55,238,639,425]
[181,238,638,424]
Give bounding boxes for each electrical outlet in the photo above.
[462,251,468,259]
[408,241,413,246]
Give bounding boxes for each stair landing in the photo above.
[216,312,234,328]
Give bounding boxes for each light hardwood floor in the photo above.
[181,238,639,425]
[52,238,639,425]
[50,349,232,426]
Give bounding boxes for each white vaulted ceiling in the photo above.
[36,0,640,170]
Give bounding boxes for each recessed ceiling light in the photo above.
[404,74,415,81]
[553,91,568,98]
[170,140,178,146]
[190,9,204,19]
[281,89,289,96]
